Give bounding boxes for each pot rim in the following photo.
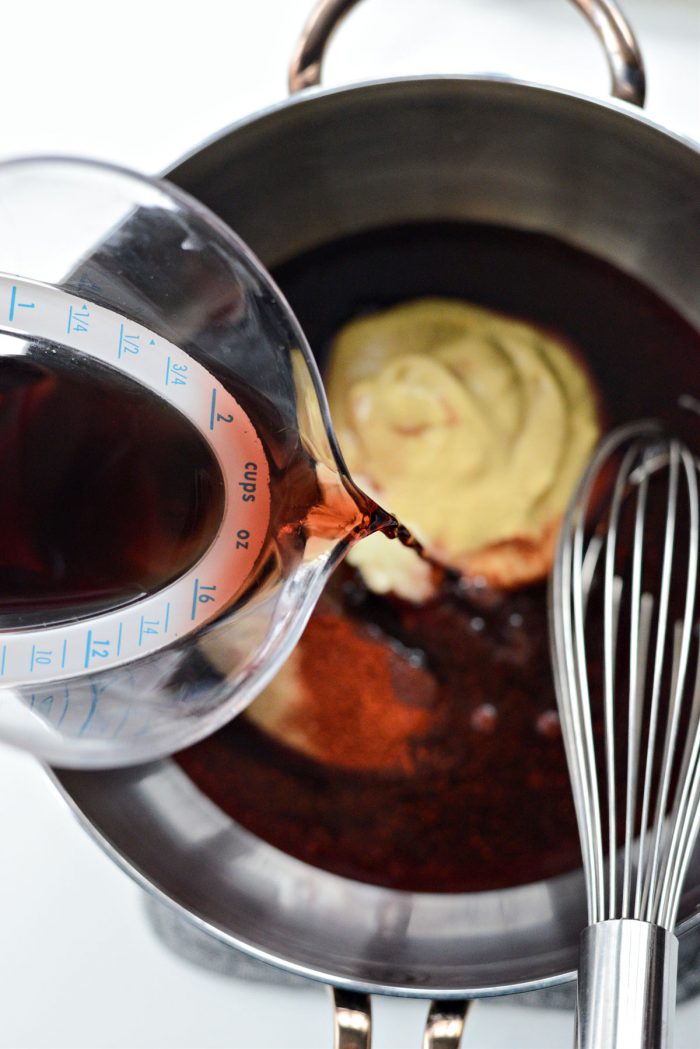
[47,761,579,998]
[165,71,700,185]
[47,759,700,998]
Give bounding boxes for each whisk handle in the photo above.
[576,919,678,1049]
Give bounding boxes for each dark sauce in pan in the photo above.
[177,222,700,893]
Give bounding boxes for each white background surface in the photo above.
[1,1,699,1047]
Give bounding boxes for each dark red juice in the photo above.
[0,351,225,627]
[177,223,700,893]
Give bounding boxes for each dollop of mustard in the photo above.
[326,298,600,597]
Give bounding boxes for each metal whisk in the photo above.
[550,419,700,1049]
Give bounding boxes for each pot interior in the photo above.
[54,77,700,996]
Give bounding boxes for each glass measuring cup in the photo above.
[0,157,391,767]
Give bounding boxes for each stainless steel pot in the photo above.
[51,0,700,1043]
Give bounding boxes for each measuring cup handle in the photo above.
[330,990,470,1049]
[288,0,646,107]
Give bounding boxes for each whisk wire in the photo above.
[662,652,700,928]
[630,591,654,920]
[572,484,607,922]
[644,445,698,926]
[551,421,700,1049]
[622,457,651,918]
[637,442,681,922]
[553,422,700,937]
[604,444,642,918]
[553,471,603,921]
[655,447,699,927]
[647,622,686,921]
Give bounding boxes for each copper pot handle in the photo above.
[288,0,646,107]
[330,989,471,1049]
[422,999,471,1049]
[332,990,372,1049]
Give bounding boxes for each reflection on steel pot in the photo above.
[51,0,700,1044]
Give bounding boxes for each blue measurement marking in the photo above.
[61,639,67,668]
[191,578,200,620]
[57,689,70,728]
[77,274,102,296]
[67,303,90,333]
[39,693,54,716]
[137,616,162,645]
[117,623,123,657]
[209,389,217,430]
[164,602,171,633]
[84,630,93,669]
[79,685,99,737]
[9,285,35,322]
[1,645,6,676]
[118,328,140,356]
[30,647,52,670]
[165,360,188,387]
[30,693,36,710]
[139,618,160,641]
